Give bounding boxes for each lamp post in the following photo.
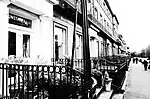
[80,0,91,98]
[70,0,91,98]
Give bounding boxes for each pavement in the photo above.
[123,59,150,99]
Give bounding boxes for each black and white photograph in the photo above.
[0,0,149,99]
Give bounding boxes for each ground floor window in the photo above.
[107,43,110,56]
[105,40,107,56]
[8,31,30,57]
[75,33,82,59]
[23,34,30,58]
[8,31,16,56]
[97,41,99,57]
[90,37,99,58]
[101,38,107,57]
[54,24,68,60]
[101,41,104,57]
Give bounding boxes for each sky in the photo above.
[108,0,150,53]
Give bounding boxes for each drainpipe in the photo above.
[70,0,78,83]
[112,43,114,56]
[112,16,115,56]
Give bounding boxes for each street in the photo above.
[124,58,150,99]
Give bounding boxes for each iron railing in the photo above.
[90,56,131,90]
[0,57,131,99]
[0,62,85,99]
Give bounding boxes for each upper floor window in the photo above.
[104,19,106,28]
[94,7,98,20]
[76,33,81,49]
[109,15,111,21]
[87,1,92,13]
[101,19,103,27]
[106,8,109,14]
[100,13,103,24]
[109,14,113,22]
[110,25,112,33]
[100,13,102,18]
[103,2,105,6]
[108,12,111,20]
[107,22,109,31]
[103,2,106,12]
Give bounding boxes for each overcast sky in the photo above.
[108,0,150,53]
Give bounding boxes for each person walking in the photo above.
[148,61,150,69]
[133,58,135,64]
[143,60,148,71]
[135,58,138,64]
